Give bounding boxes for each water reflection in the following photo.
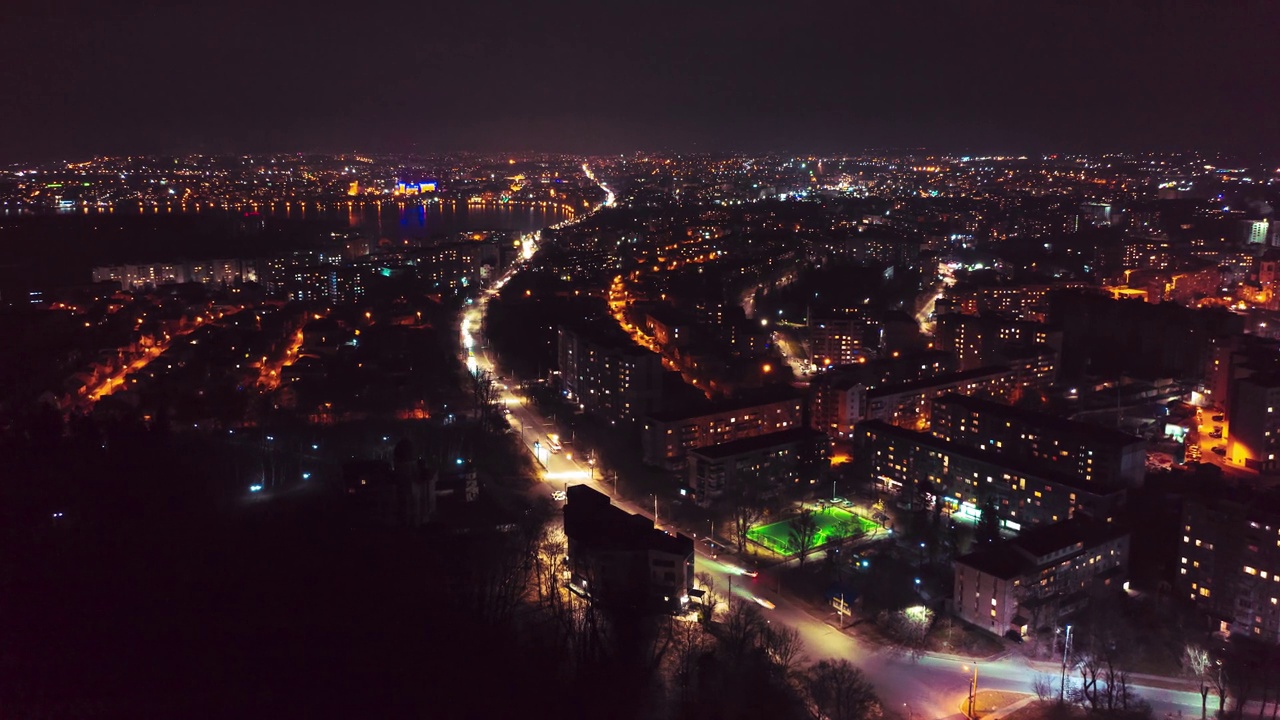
[8,199,571,239]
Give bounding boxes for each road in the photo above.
[460,169,1205,719]
[688,545,1201,718]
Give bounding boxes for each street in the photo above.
[459,173,1206,720]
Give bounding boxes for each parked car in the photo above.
[551,490,567,501]
[1212,414,1225,422]
[1212,445,1227,456]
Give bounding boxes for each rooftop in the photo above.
[865,365,1014,399]
[858,420,1129,495]
[646,386,802,423]
[563,485,693,556]
[934,393,1145,448]
[957,516,1128,579]
[687,427,827,460]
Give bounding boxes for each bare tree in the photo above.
[670,615,712,699]
[760,623,806,684]
[802,658,882,720]
[721,599,767,663]
[725,474,768,553]
[694,571,722,624]
[1211,659,1229,717]
[470,368,502,433]
[1013,579,1053,659]
[1184,643,1212,719]
[789,507,820,567]
[1073,648,1104,710]
[1032,673,1057,702]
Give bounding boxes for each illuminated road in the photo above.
[461,171,1202,719]
[582,162,615,207]
[688,543,1202,718]
[79,306,243,410]
[913,262,956,336]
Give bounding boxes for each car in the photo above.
[551,490,567,501]
[1211,446,1227,456]
[700,538,719,559]
[1210,429,1222,439]
[753,596,776,610]
[1212,414,1225,422]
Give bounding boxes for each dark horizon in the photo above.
[4,0,1278,164]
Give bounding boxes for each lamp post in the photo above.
[966,664,979,719]
[1059,624,1073,704]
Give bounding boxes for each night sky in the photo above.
[4,0,1278,161]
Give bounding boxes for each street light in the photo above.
[1059,624,1073,703]
[964,664,979,719]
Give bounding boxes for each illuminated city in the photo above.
[3,2,1280,719]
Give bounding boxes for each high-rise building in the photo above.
[1225,374,1280,471]
[1179,490,1280,643]
[855,365,1033,429]
[856,420,1127,531]
[809,315,867,367]
[641,390,804,469]
[946,283,1087,323]
[934,313,1062,372]
[686,427,829,506]
[808,350,958,438]
[931,393,1147,488]
[558,322,665,425]
[1242,219,1270,246]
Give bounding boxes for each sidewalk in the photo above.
[1017,657,1199,693]
[984,695,1037,720]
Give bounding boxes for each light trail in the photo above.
[582,163,615,207]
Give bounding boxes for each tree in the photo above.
[1066,596,1147,714]
[721,599,767,663]
[1032,673,1058,703]
[470,369,502,433]
[802,658,882,720]
[1183,643,1212,719]
[760,623,806,684]
[886,605,934,660]
[977,495,1001,545]
[1013,580,1053,659]
[789,508,820,567]
[694,571,722,624]
[1210,657,1229,717]
[671,612,712,699]
[725,473,769,553]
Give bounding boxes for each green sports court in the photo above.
[746,506,879,556]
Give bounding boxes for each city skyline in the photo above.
[6,3,1280,717]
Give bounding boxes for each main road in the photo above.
[459,165,1202,719]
